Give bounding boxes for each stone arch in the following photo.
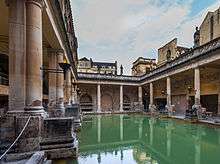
[101,93,113,112]
[80,94,93,111]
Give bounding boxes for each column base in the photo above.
[165,105,175,116]
[8,108,48,118]
[149,104,157,114]
[185,104,201,120]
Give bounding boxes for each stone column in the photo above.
[120,115,123,141]
[8,0,26,111]
[71,84,78,104]
[193,67,201,112]
[97,84,101,112]
[48,50,57,107]
[25,0,44,112]
[166,77,172,115]
[120,85,123,112]
[65,69,72,106]
[149,83,156,112]
[138,86,143,104]
[55,51,65,116]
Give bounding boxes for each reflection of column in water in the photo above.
[166,122,173,157]
[97,115,101,143]
[120,115,123,141]
[97,152,101,164]
[139,119,143,139]
[195,138,201,164]
[120,149,124,161]
[194,127,205,164]
[149,118,154,146]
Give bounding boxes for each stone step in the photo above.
[25,151,45,164]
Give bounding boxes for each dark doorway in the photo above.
[201,94,218,115]
[155,98,166,111]
[143,95,149,112]
[80,94,93,111]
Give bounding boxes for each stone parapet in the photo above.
[140,36,220,82]
[40,117,78,159]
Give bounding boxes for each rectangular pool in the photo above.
[55,114,220,164]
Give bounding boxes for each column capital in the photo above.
[25,0,45,9]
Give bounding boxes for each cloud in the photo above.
[71,0,219,75]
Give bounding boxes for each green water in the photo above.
[56,114,220,164]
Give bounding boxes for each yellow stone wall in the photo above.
[158,39,178,66]
[200,8,220,46]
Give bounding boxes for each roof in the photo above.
[79,57,89,61]
[92,62,116,67]
[158,38,177,50]
[133,57,156,65]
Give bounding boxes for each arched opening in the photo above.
[101,94,113,112]
[80,94,93,112]
[166,50,171,61]
[123,95,131,111]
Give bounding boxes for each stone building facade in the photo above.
[157,38,189,66]
[200,7,220,45]
[132,57,156,76]
[77,6,220,116]
[78,57,117,75]
[0,0,80,160]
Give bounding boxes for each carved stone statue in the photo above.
[120,65,123,75]
[194,27,200,48]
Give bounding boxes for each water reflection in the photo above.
[55,115,220,164]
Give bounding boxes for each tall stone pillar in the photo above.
[25,0,44,111]
[193,67,201,112]
[166,77,172,115]
[71,84,78,104]
[120,85,123,112]
[54,51,65,116]
[149,83,156,113]
[138,86,143,104]
[8,0,26,111]
[48,50,57,106]
[65,69,72,106]
[97,84,101,112]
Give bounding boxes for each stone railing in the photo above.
[140,37,220,81]
[78,37,220,84]
[78,73,140,82]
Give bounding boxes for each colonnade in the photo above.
[96,84,143,112]
[7,0,77,116]
[148,67,201,113]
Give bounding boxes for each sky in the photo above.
[71,0,220,75]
